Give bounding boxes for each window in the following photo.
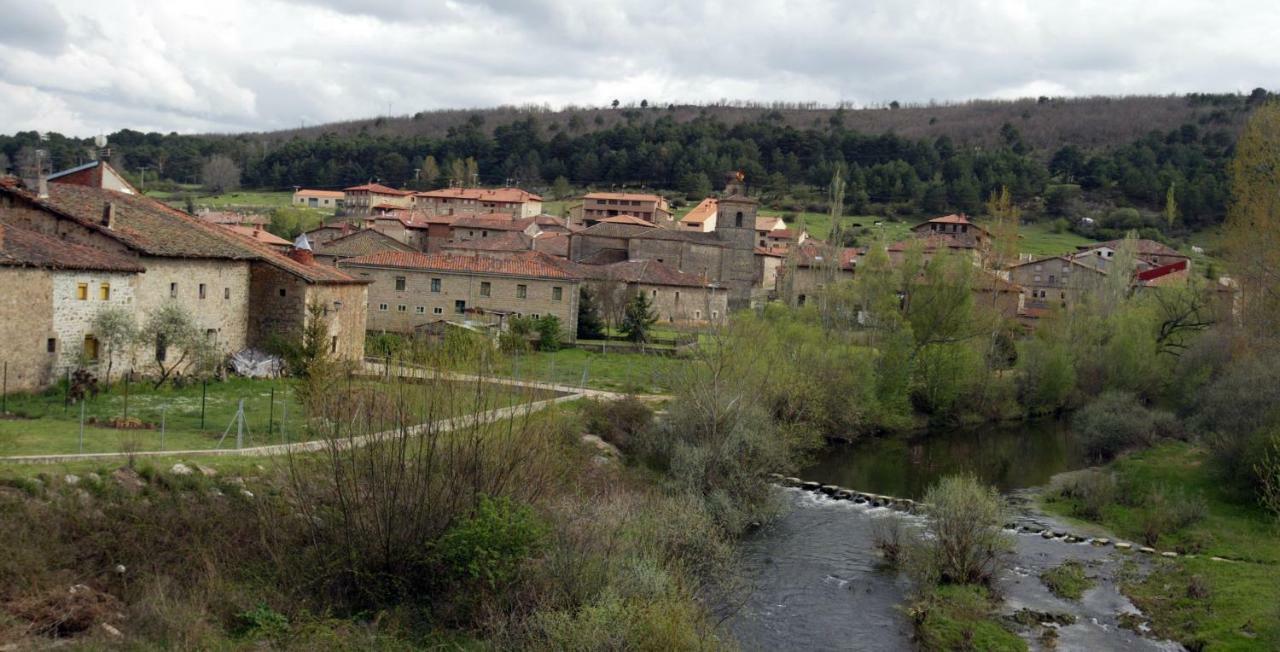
[531,313,540,319]
[395,276,406,291]
[516,284,527,299]
[433,307,443,315]
[1033,275,1041,282]
[83,335,99,362]
[712,310,720,319]
[99,283,110,300]
[416,306,425,314]
[76,283,88,300]
[735,211,744,227]
[552,286,562,301]
[205,328,217,340]
[278,288,286,297]
[480,281,491,297]
[224,287,230,300]
[170,282,178,298]
[199,283,207,299]
[431,278,441,292]
[674,291,680,304]
[330,336,337,354]
[695,310,702,320]
[155,334,167,362]
[397,304,407,312]
[1049,275,1056,284]
[47,338,56,353]
[454,300,466,314]
[1034,264,1043,271]
[378,303,389,311]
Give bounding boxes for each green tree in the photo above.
[620,292,658,343]
[535,315,562,352]
[419,155,441,189]
[576,286,605,340]
[1164,182,1179,228]
[92,306,137,384]
[137,302,218,388]
[1224,100,1280,332]
[551,175,572,200]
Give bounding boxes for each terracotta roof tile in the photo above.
[583,191,666,202]
[449,214,537,231]
[598,214,657,227]
[572,259,714,288]
[0,223,144,272]
[681,198,718,224]
[221,225,292,246]
[343,183,413,195]
[294,189,344,199]
[340,250,580,280]
[315,229,416,258]
[443,231,533,253]
[413,187,542,203]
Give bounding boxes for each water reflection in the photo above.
[802,419,1087,499]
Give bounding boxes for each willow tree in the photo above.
[1224,100,1280,334]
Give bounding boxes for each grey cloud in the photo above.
[0,0,69,54]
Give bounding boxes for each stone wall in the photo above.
[0,268,55,392]
[246,263,369,363]
[50,270,140,380]
[637,284,729,325]
[305,282,368,361]
[131,258,252,374]
[343,263,579,338]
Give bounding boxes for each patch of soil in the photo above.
[86,416,155,430]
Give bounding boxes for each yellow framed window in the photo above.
[99,283,110,300]
[76,283,88,300]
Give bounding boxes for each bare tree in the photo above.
[201,154,241,194]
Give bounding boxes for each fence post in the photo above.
[281,396,288,444]
[2,361,7,414]
[160,405,166,450]
[268,387,275,437]
[235,398,245,449]
[64,368,71,414]
[200,379,207,430]
[78,398,85,454]
[123,372,130,422]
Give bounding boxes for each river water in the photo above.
[724,421,1181,652]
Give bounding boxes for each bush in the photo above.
[436,495,547,590]
[1139,486,1208,546]
[1073,391,1174,460]
[915,475,1011,586]
[871,515,911,566]
[1040,560,1093,600]
[581,396,653,453]
[1056,470,1117,520]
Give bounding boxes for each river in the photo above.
[724,420,1181,652]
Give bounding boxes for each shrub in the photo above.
[581,396,653,453]
[1057,470,1117,520]
[916,475,1011,586]
[1139,486,1207,545]
[436,495,547,590]
[235,604,290,642]
[1073,391,1174,460]
[871,515,911,566]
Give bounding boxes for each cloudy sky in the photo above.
[1,0,1277,136]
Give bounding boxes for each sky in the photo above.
[1,0,1278,137]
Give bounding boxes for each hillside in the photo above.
[220,94,1255,153]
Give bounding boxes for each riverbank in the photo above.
[1039,442,1280,650]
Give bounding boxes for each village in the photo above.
[0,157,1225,398]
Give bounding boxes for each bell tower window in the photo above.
[735,211,744,228]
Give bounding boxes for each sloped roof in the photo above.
[343,183,413,195]
[443,231,533,253]
[681,198,718,224]
[599,214,657,227]
[315,228,416,258]
[1007,255,1107,275]
[573,259,714,288]
[449,214,537,231]
[914,213,990,234]
[576,221,725,245]
[583,191,665,202]
[1136,259,1189,282]
[0,223,143,272]
[755,215,784,231]
[340,250,580,280]
[1080,239,1188,258]
[196,211,269,226]
[414,187,542,203]
[22,181,261,260]
[294,189,344,199]
[792,242,860,270]
[220,225,292,246]
[532,232,569,257]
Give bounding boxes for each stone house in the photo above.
[412,187,542,218]
[574,259,729,325]
[1,163,370,379]
[911,214,990,251]
[292,189,344,209]
[1006,255,1108,312]
[575,192,672,227]
[777,242,859,307]
[245,244,370,363]
[448,214,541,243]
[339,251,580,337]
[313,228,417,267]
[0,222,144,391]
[303,222,359,246]
[1072,239,1191,274]
[343,183,414,215]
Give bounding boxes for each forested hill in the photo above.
[1,90,1273,235]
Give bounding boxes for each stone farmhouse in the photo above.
[292,189,344,210]
[911,214,990,251]
[339,251,580,336]
[0,220,145,391]
[413,187,542,218]
[1072,239,1191,276]
[343,183,414,215]
[0,163,370,388]
[574,259,730,325]
[1007,255,1108,313]
[575,192,673,227]
[313,228,417,267]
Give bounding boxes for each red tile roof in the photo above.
[343,183,413,196]
[583,191,665,203]
[0,222,144,272]
[532,232,569,257]
[315,229,416,258]
[294,189,344,199]
[340,250,580,280]
[792,242,859,270]
[599,214,657,227]
[914,213,990,234]
[414,187,542,203]
[221,225,292,246]
[681,198,718,224]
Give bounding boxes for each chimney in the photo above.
[289,247,316,265]
[101,202,116,229]
[37,174,49,200]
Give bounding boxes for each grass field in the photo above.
[146,188,318,215]
[1041,443,1280,649]
[0,375,542,457]
[493,348,685,394]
